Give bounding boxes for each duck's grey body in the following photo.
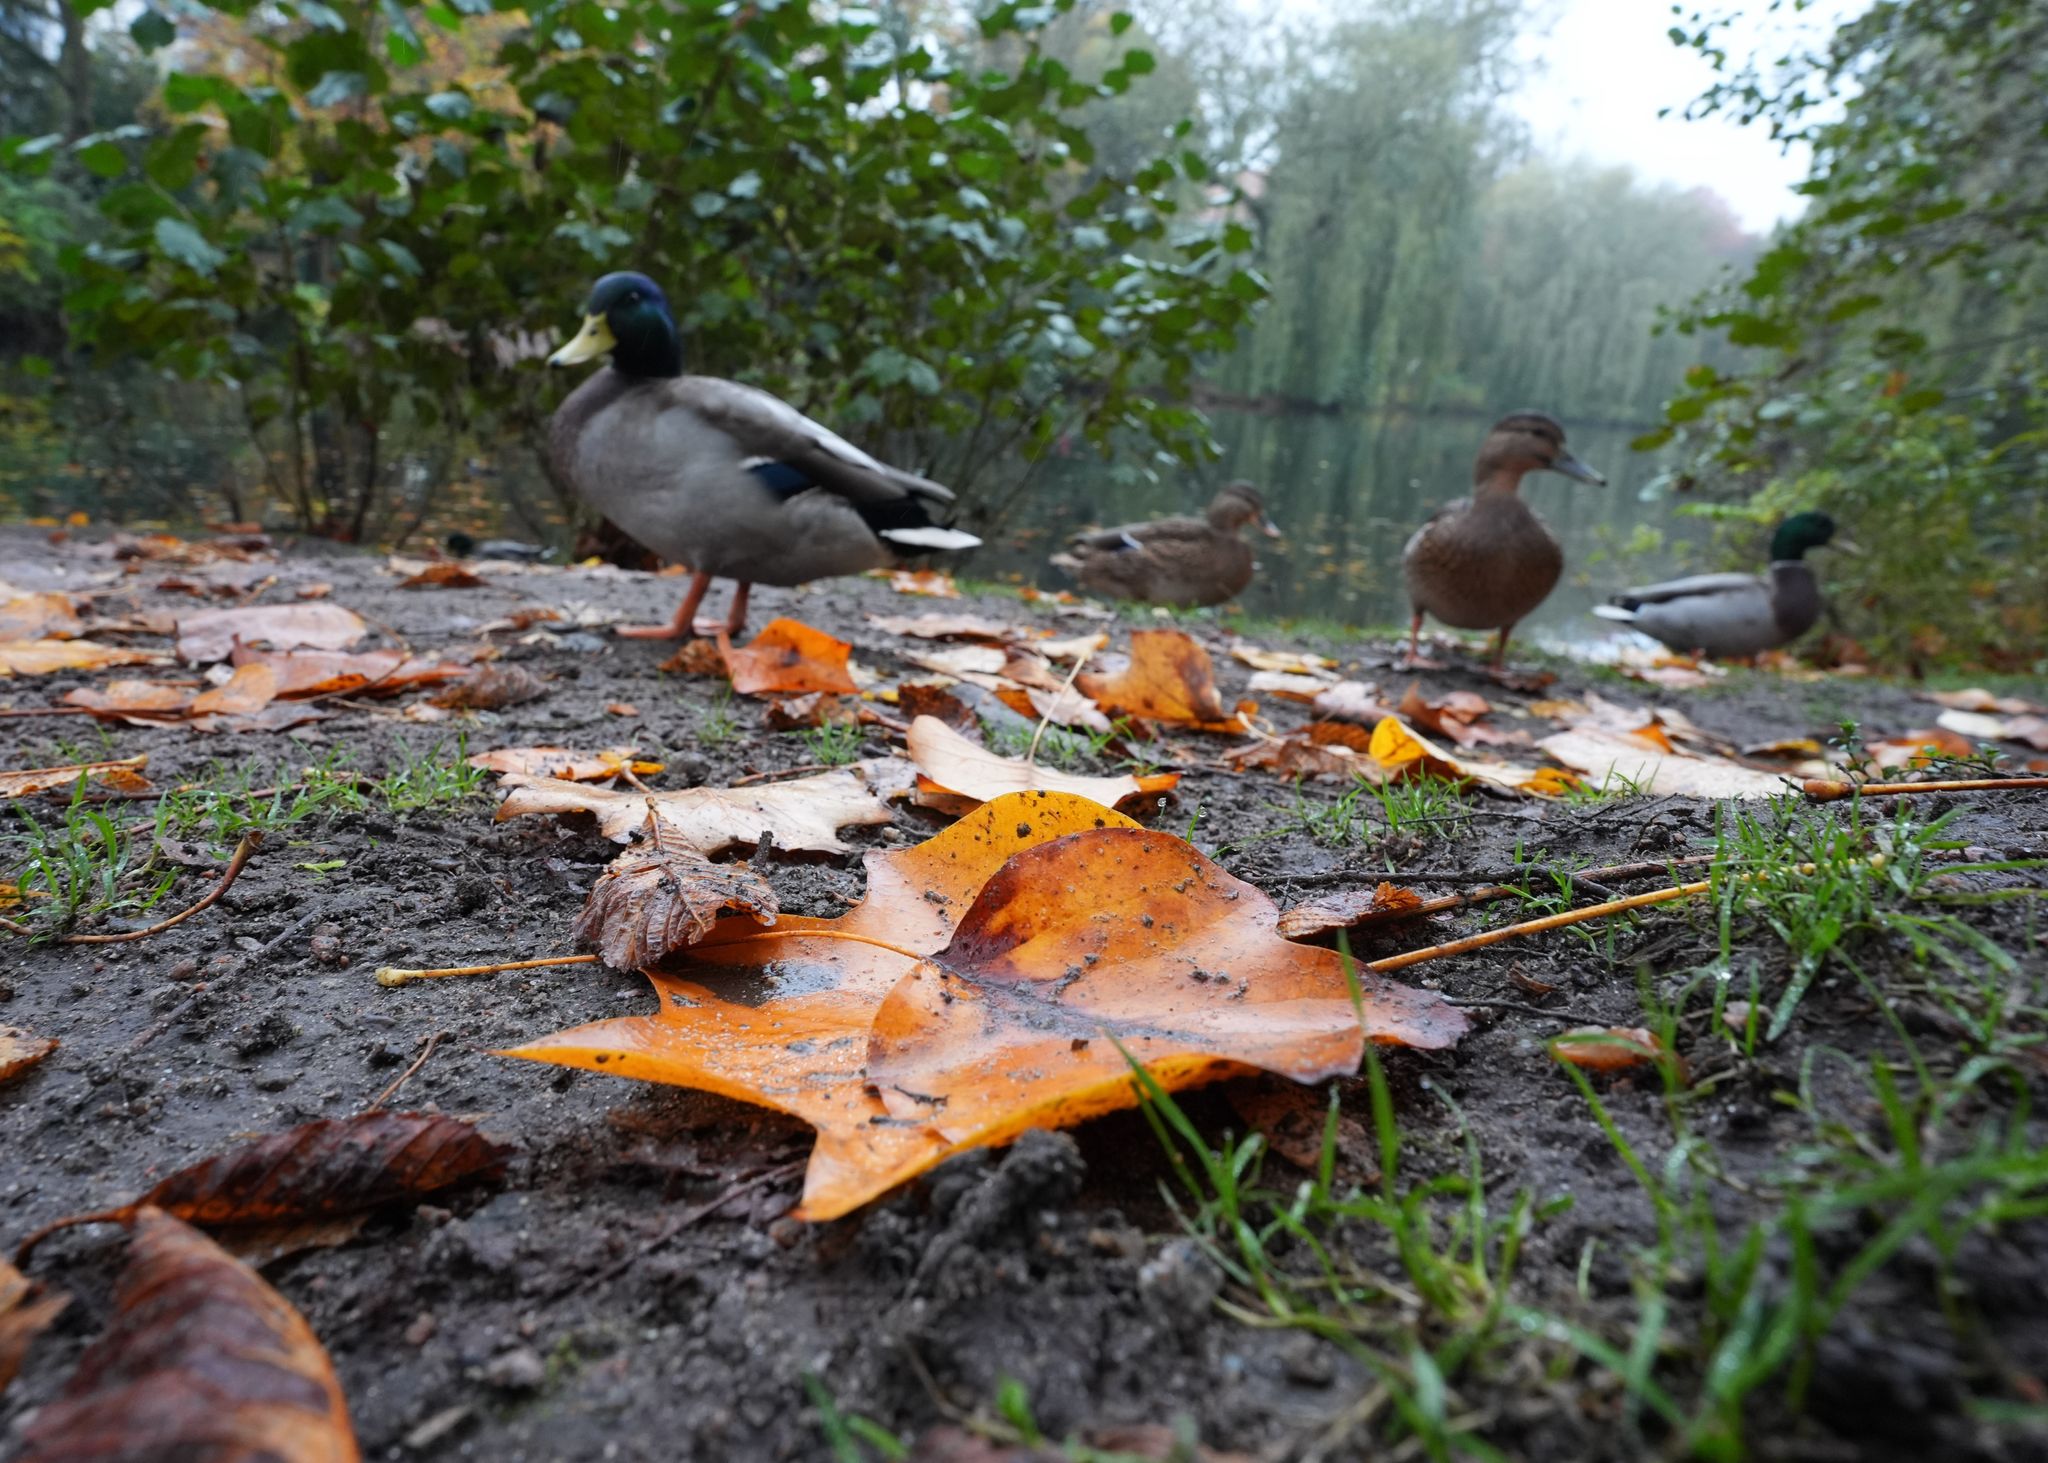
[550,368,965,588]
[1595,562,1823,659]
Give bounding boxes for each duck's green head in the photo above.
[1769,511,1844,561]
[548,272,683,377]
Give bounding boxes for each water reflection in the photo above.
[979,409,1692,640]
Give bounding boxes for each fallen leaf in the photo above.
[1,1027,59,1084]
[1078,630,1248,733]
[867,825,1468,1149]
[1552,1026,1668,1073]
[1866,727,1978,770]
[1935,708,2048,750]
[175,603,368,664]
[993,683,1115,733]
[1224,722,1396,783]
[504,792,1143,1219]
[0,640,163,676]
[724,617,858,696]
[893,682,979,732]
[1310,680,1398,725]
[1277,882,1427,940]
[1397,682,1524,748]
[906,715,1178,812]
[468,746,663,783]
[15,1209,359,1460]
[656,638,728,676]
[399,563,487,589]
[605,701,640,718]
[1537,728,1787,799]
[295,582,334,600]
[1510,966,1559,997]
[492,764,898,854]
[428,662,549,710]
[0,592,82,641]
[906,644,1010,680]
[574,842,778,969]
[0,756,150,799]
[1375,719,1578,797]
[63,679,202,723]
[1925,688,2045,716]
[1741,738,1827,759]
[885,568,960,597]
[0,1257,69,1393]
[866,613,1028,642]
[1228,642,1336,675]
[190,662,280,718]
[1226,1076,1373,1175]
[764,692,858,730]
[1246,671,1336,703]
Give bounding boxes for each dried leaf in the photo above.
[1225,722,1397,783]
[993,683,1114,733]
[190,662,280,718]
[428,662,549,710]
[906,715,1177,811]
[1397,681,1523,748]
[1310,680,1398,725]
[1078,630,1248,733]
[16,1209,359,1461]
[724,617,858,696]
[504,792,1144,1219]
[0,640,162,676]
[1552,1026,1667,1073]
[906,644,1010,680]
[1277,882,1427,940]
[0,757,150,800]
[492,764,897,855]
[1537,727,1791,799]
[867,825,1468,1148]
[0,592,82,642]
[1246,671,1336,703]
[176,604,369,664]
[1924,688,2045,717]
[885,568,960,598]
[1866,728,1977,770]
[656,638,728,676]
[231,647,474,698]
[1373,718,1579,797]
[0,1257,69,1393]
[605,701,639,717]
[1,1027,59,1084]
[764,692,857,730]
[468,746,663,783]
[574,843,778,969]
[64,679,201,722]
[1935,709,2048,750]
[893,682,979,732]
[399,563,487,589]
[1225,1077,1372,1175]
[865,613,1027,642]
[1228,642,1336,675]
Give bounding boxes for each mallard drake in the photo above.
[1048,482,1280,607]
[1592,510,1851,659]
[445,531,555,564]
[546,272,980,637]
[1401,412,1605,665]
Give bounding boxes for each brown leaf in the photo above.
[0,592,83,642]
[906,715,1178,812]
[867,825,1468,1149]
[1510,966,1559,997]
[992,682,1114,733]
[0,1257,69,1394]
[1537,727,1791,799]
[1374,718,1579,797]
[1310,679,1398,724]
[235,647,476,698]
[1923,687,2045,717]
[655,637,728,676]
[0,757,150,800]
[428,662,549,710]
[884,568,960,598]
[723,617,858,696]
[865,613,1028,642]
[0,640,163,676]
[64,679,201,723]
[1277,882,1427,940]
[1397,681,1523,748]
[468,746,663,783]
[492,764,897,855]
[504,792,1144,1219]
[1224,722,1396,783]
[1225,1076,1373,1176]
[893,682,978,732]
[604,701,639,717]
[190,662,280,718]
[764,692,857,730]
[1078,630,1247,733]
[175,604,369,664]
[574,843,779,969]
[399,563,487,589]
[16,1209,359,1461]
[1552,1026,1669,1074]
[295,582,334,600]
[1,1027,59,1085]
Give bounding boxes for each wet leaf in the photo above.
[231,647,476,698]
[906,715,1177,812]
[505,792,1143,1219]
[190,662,280,717]
[1397,682,1524,748]
[883,568,960,597]
[866,613,1026,642]
[16,1209,358,1461]
[655,638,728,676]
[574,841,778,969]
[1925,687,2045,717]
[764,692,857,730]
[492,764,899,855]
[0,591,83,641]
[1226,1077,1372,1176]
[176,604,369,663]
[1552,1026,1668,1073]
[868,825,1467,1149]
[1227,642,1336,675]
[0,756,150,799]
[0,640,163,676]
[1224,721,1395,783]
[1374,718,1578,797]
[1538,727,1791,799]
[724,617,858,696]
[428,662,549,709]
[1277,882,1427,940]
[469,746,663,783]
[1078,630,1249,733]
[1,1257,68,1394]
[1,1027,59,1084]
[399,563,487,589]
[893,682,978,732]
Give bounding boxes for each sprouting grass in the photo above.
[798,720,866,766]
[375,732,486,812]
[698,686,740,745]
[1285,775,1473,847]
[8,779,178,935]
[984,717,1115,772]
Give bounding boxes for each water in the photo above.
[977,408,1696,643]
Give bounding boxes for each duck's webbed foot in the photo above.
[618,570,712,640]
[1400,610,1446,670]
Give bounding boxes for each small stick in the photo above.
[2,831,264,945]
[377,953,596,987]
[366,1031,447,1110]
[125,905,325,1055]
[730,762,836,787]
[1805,776,2048,802]
[1026,643,1095,767]
[0,706,94,719]
[1364,880,1712,974]
[559,1159,805,1297]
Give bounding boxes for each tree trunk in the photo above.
[55,0,90,140]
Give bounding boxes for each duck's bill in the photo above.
[1260,515,1284,539]
[547,314,616,367]
[1552,451,1606,486]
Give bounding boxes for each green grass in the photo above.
[8,783,179,934]
[1280,775,1474,848]
[697,687,740,745]
[798,720,866,766]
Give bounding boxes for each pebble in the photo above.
[481,1345,547,1392]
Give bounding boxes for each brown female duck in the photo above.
[1050,482,1280,607]
[1402,412,1604,665]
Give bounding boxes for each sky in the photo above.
[1508,0,1859,233]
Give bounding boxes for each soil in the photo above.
[3,526,2046,1462]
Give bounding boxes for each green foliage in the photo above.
[6,0,1263,535]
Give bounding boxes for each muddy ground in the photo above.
[3,526,2046,1462]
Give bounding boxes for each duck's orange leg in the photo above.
[617,570,712,640]
[719,582,752,637]
[1402,610,1445,670]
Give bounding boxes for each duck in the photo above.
[1592,510,1851,659]
[445,531,556,564]
[546,272,980,637]
[1401,411,1605,665]
[1048,482,1280,607]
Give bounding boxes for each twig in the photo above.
[1364,880,1712,974]
[3,831,264,945]
[365,1031,447,1110]
[125,905,324,1055]
[1806,776,2048,802]
[0,706,93,719]
[561,1159,805,1297]
[1026,641,1094,767]
[730,763,835,787]
[377,953,596,988]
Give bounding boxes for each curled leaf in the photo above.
[1552,1026,1666,1072]
[0,1257,69,1393]
[1078,630,1249,733]
[1277,882,1428,940]
[1,1028,59,1085]
[1,757,149,800]
[175,604,368,664]
[492,764,898,854]
[428,662,549,710]
[905,714,1177,812]
[723,617,858,696]
[468,745,663,783]
[574,843,778,969]
[0,592,83,642]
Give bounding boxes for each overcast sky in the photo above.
[1508,0,1860,232]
